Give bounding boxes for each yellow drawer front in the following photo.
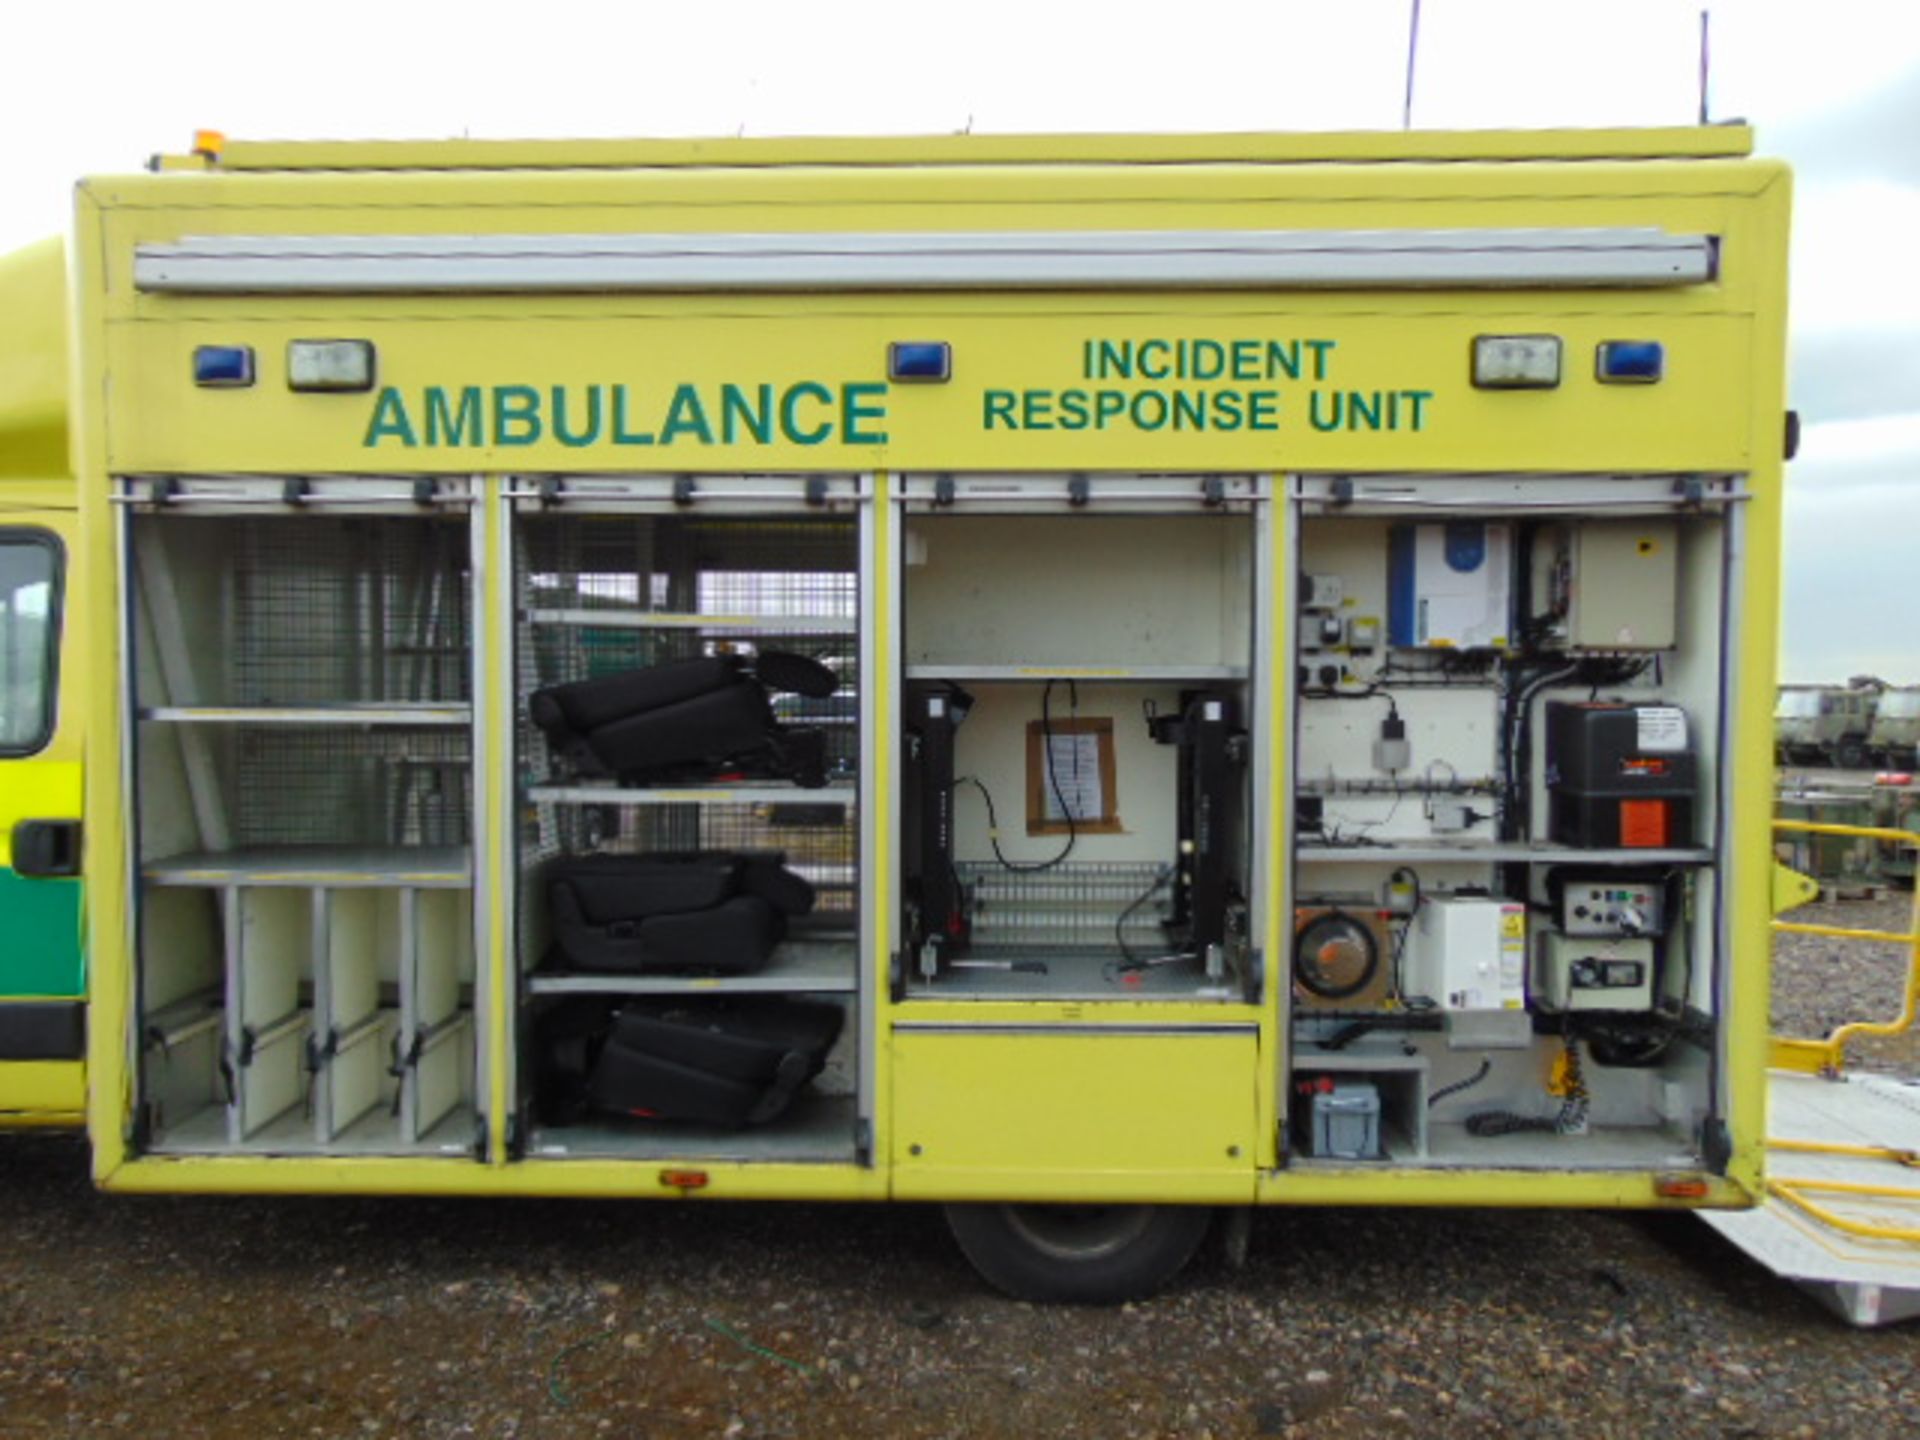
[890,1027,1258,1203]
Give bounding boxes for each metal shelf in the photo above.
[905,663,1247,682]
[1296,842,1713,865]
[527,783,856,806]
[527,939,858,996]
[144,845,473,888]
[525,607,855,634]
[527,1093,858,1163]
[141,703,471,726]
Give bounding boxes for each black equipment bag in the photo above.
[585,997,845,1127]
[529,650,839,788]
[546,851,815,976]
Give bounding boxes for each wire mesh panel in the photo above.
[512,507,864,970]
[515,513,861,786]
[143,722,475,848]
[132,513,472,707]
[958,861,1171,956]
[520,513,856,622]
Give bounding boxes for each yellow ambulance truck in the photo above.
[5,124,1917,1315]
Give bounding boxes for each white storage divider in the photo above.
[140,887,226,1133]
[227,887,313,1142]
[399,887,473,1143]
[314,888,388,1141]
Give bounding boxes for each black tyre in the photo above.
[1836,739,1867,769]
[944,1203,1212,1304]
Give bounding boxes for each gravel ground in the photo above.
[1772,894,1919,1073]
[3,903,1918,1438]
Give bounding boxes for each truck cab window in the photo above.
[0,535,60,753]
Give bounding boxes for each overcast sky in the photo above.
[1,0,1915,683]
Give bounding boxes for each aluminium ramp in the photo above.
[1701,1070,1920,1326]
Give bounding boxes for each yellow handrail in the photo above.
[1766,1178,1920,1243]
[1770,820,1920,1074]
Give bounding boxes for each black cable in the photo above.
[1114,867,1179,968]
[949,679,1081,875]
[1427,1057,1493,1107]
[1465,1033,1589,1137]
[1389,877,1434,1010]
[1039,678,1080,863]
[955,775,1072,873]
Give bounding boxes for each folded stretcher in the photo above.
[529,650,840,788]
[534,995,844,1129]
[545,850,816,976]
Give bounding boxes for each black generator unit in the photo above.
[1544,701,1697,849]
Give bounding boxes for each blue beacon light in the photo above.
[1596,341,1665,384]
[192,345,256,387]
[888,341,952,383]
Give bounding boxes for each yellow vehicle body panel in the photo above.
[0,237,86,1129]
[158,126,1757,173]
[0,1061,86,1124]
[889,1029,1259,1203]
[57,128,1788,1208]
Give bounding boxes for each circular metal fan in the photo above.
[1293,910,1383,1001]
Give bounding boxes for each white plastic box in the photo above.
[1402,896,1527,1012]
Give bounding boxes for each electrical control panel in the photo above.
[1387,522,1512,650]
[1401,897,1526,1012]
[1554,876,1667,938]
[1290,483,1731,1172]
[1533,933,1656,1012]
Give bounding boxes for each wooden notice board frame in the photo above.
[1026,716,1122,835]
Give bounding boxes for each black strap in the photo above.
[388,1027,427,1116]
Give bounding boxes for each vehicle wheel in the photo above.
[944,1203,1212,1304]
[1836,739,1866,769]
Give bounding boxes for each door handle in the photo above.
[12,819,81,878]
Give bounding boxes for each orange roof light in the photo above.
[193,130,227,162]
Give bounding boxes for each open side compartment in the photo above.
[897,480,1265,1002]
[1284,475,1738,1172]
[124,488,480,1156]
[509,485,865,1162]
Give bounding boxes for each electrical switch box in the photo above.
[1566,521,1678,650]
[1302,573,1345,609]
[1552,873,1669,938]
[1534,932,1656,1012]
[1401,897,1527,1012]
[1387,522,1512,650]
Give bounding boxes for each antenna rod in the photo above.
[1698,8,1712,125]
[1404,0,1423,130]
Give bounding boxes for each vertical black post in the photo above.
[1186,694,1237,955]
[909,689,965,969]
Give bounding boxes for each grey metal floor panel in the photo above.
[1700,1071,1920,1326]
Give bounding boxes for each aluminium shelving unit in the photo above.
[125,479,480,1155]
[509,475,870,1161]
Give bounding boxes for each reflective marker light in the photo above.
[288,339,377,392]
[888,341,952,383]
[192,344,255,388]
[1596,340,1665,384]
[1471,334,1562,389]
